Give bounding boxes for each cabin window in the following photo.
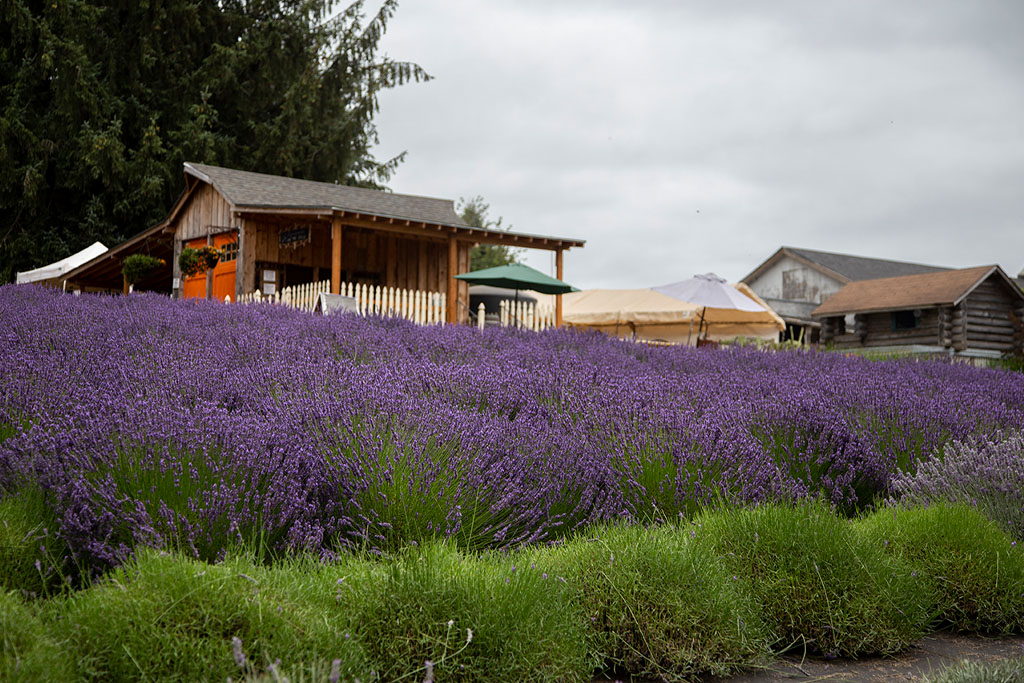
[891,309,919,330]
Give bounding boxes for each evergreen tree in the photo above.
[459,196,523,271]
[0,0,428,282]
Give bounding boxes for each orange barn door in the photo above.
[181,232,238,301]
[211,232,238,301]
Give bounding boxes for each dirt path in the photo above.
[700,632,1024,682]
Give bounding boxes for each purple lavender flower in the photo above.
[1,284,1022,568]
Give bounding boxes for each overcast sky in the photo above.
[370,1,1024,289]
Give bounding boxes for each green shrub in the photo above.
[924,656,1024,683]
[532,523,771,680]
[342,541,589,682]
[694,501,931,657]
[856,503,1024,633]
[1,589,71,682]
[54,549,371,682]
[0,489,68,597]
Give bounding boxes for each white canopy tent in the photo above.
[15,242,108,287]
[561,283,785,345]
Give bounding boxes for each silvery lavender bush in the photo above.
[889,431,1024,541]
[1,284,1023,572]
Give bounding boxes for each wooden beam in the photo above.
[555,248,564,328]
[233,207,584,250]
[332,216,343,294]
[447,234,458,324]
[205,233,213,300]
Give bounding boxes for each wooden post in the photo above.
[447,233,458,323]
[122,272,129,295]
[205,232,213,300]
[331,216,343,295]
[555,248,564,327]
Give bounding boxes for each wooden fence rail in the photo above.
[234,280,446,325]
[498,299,556,331]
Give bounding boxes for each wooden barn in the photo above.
[61,163,584,324]
[812,265,1024,358]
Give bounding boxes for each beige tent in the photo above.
[561,283,785,345]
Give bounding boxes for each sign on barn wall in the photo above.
[280,226,311,248]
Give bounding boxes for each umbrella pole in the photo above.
[698,307,707,344]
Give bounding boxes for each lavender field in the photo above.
[2,284,1023,571]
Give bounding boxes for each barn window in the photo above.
[220,241,238,262]
[891,309,919,330]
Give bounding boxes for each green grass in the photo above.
[1,589,73,682]
[342,541,589,682]
[52,549,372,682]
[5,502,1024,681]
[531,522,771,680]
[924,656,1024,683]
[0,488,69,597]
[855,503,1024,634]
[693,500,932,657]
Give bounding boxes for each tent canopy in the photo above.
[16,242,108,285]
[562,283,784,345]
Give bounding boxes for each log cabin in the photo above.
[740,246,948,344]
[812,265,1024,358]
[61,163,584,324]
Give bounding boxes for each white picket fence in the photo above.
[235,280,446,325]
[495,299,556,331]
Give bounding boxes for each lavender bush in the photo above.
[889,432,1024,541]
[1,284,1023,572]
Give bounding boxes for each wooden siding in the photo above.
[176,184,237,240]
[962,278,1022,353]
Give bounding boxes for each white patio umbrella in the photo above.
[652,272,767,344]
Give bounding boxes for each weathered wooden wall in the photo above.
[961,278,1022,352]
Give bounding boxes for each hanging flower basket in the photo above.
[178,246,221,278]
[122,254,167,285]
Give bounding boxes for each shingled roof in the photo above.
[185,162,469,227]
[812,265,1020,317]
[743,246,948,285]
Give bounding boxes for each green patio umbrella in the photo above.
[454,263,578,295]
[455,263,577,327]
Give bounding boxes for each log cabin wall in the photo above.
[820,316,844,344]
[825,309,941,348]
[861,308,940,347]
[961,276,1021,353]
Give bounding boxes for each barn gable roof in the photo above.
[742,246,948,285]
